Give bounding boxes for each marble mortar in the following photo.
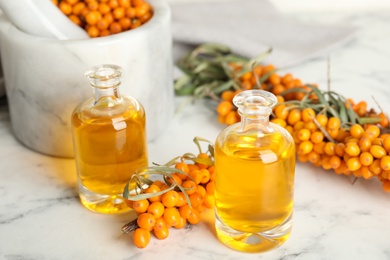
[0,0,173,158]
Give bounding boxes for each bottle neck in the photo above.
[239,113,272,133]
[93,86,121,104]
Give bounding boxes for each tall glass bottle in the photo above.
[214,90,296,253]
[71,64,148,214]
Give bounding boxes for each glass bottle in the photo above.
[71,64,148,214]
[214,90,296,253]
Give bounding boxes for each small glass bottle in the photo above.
[71,64,148,214]
[214,90,296,253]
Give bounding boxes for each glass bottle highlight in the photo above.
[214,90,296,253]
[71,64,148,214]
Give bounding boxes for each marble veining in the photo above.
[1,6,390,260]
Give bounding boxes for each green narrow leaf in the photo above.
[305,84,328,105]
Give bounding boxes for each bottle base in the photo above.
[215,213,292,253]
[78,182,131,214]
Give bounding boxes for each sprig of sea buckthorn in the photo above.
[215,61,390,192]
[121,137,215,248]
[175,43,390,192]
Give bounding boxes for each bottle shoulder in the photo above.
[72,95,145,124]
[216,122,295,157]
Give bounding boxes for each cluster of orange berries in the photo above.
[277,106,390,192]
[216,63,390,192]
[53,0,153,37]
[216,64,309,125]
[123,153,215,248]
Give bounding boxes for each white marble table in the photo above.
[1,4,390,260]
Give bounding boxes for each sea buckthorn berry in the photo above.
[330,155,341,169]
[163,207,180,226]
[347,157,362,172]
[370,145,386,159]
[353,101,367,117]
[196,153,211,169]
[361,166,375,179]
[369,159,382,175]
[221,90,235,102]
[321,156,332,170]
[293,121,305,131]
[175,162,190,176]
[304,122,318,133]
[310,131,324,144]
[344,143,360,157]
[327,128,339,140]
[324,142,336,156]
[287,109,302,126]
[297,129,311,141]
[216,101,233,116]
[189,192,203,208]
[175,192,188,207]
[187,208,201,225]
[358,137,372,152]
[271,84,285,96]
[132,199,149,213]
[327,117,341,130]
[350,124,365,138]
[274,105,289,120]
[268,73,281,85]
[336,129,350,142]
[276,95,285,103]
[179,204,193,219]
[147,201,165,218]
[206,181,214,195]
[313,141,326,154]
[161,190,179,208]
[360,152,374,166]
[298,141,314,155]
[298,154,308,162]
[133,228,150,248]
[345,137,359,144]
[380,156,390,171]
[364,125,380,141]
[200,169,211,184]
[381,170,390,180]
[371,138,383,146]
[203,194,215,209]
[137,213,156,231]
[182,180,197,195]
[316,114,328,127]
[225,111,240,125]
[109,22,122,34]
[144,184,162,202]
[189,170,202,184]
[307,151,320,164]
[301,108,315,122]
[174,216,187,229]
[379,112,389,128]
[167,173,183,186]
[153,217,167,231]
[382,180,390,192]
[196,185,206,198]
[335,143,345,157]
[335,161,347,175]
[154,226,169,240]
[383,137,390,152]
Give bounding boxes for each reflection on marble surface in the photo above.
[1,8,390,260]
